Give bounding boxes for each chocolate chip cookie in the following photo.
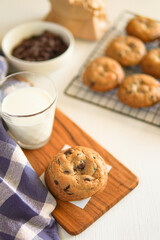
[126,16,160,42]
[83,57,125,92]
[45,146,108,201]
[118,74,160,108]
[106,36,146,66]
[141,48,160,78]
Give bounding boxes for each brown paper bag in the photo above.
[45,0,109,40]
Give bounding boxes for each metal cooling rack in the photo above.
[64,10,160,127]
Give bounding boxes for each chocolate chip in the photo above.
[57,158,61,165]
[66,192,73,195]
[90,81,95,87]
[54,180,59,185]
[64,170,70,174]
[12,30,68,62]
[84,178,91,181]
[93,156,97,159]
[118,52,125,58]
[129,43,136,49]
[64,149,72,156]
[127,91,133,94]
[99,72,104,77]
[147,64,152,69]
[77,161,86,170]
[150,95,154,100]
[64,185,70,191]
[93,164,97,172]
[77,152,82,156]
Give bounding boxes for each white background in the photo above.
[0,0,160,239]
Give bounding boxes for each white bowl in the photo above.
[1,21,74,74]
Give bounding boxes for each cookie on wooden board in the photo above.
[45,146,108,201]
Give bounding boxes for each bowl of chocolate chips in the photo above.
[1,21,74,73]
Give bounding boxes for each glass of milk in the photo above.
[0,72,57,149]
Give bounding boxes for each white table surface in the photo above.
[1,0,160,239]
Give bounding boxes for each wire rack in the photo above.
[64,10,160,127]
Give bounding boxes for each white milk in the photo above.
[1,87,56,149]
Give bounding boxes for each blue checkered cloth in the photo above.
[0,119,59,240]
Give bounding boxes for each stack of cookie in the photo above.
[83,15,160,108]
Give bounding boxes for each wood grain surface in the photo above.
[23,108,139,235]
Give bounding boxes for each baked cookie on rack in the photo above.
[126,15,160,42]
[118,74,160,108]
[106,36,146,66]
[82,57,125,92]
[45,146,108,201]
[141,48,160,78]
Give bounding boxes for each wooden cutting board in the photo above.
[23,108,139,235]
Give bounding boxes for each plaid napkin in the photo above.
[0,119,59,240]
